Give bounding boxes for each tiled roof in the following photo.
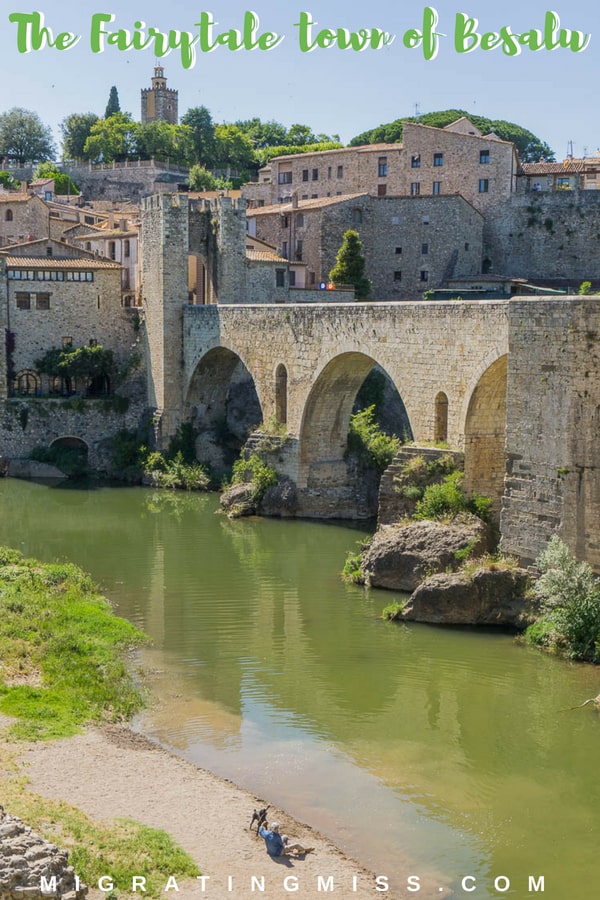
[521,161,587,175]
[246,248,285,263]
[77,228,138,240]
[247,193,368,216]
[3,256,121,269]
[0,194,30,202]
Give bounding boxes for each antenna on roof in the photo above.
[414,102,421,121]
[567,140,574,159]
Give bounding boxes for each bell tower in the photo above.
[141,65,179,125]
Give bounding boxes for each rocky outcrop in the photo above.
[220,482,257,517]
[398,565,534,627]
[0,805,87,899]
[220,478,298,518]
[362,514,490,592]
[6,460,67,482]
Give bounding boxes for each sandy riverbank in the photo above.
[8,724,404,900]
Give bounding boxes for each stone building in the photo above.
[0,193,50,247]
[0,239,129,398]
[247,193,483,299]
[141,65,178,125]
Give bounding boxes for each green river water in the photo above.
[0,480,598,898]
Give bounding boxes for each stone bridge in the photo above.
[181,301,509,510]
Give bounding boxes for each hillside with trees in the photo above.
[350,109,555,162]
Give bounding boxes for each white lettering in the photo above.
[529,875,545,892]
[133,876,147,892]
[251,876,265,892]
[407,875,421,892]
[318,876,335,892]
[283,875,299,891]
[164,875,180,891]
[40,876,58,894]
[196,876,211,890]
[375,875,389,892]
[98,877,114,892]
[494,876,510,892]
[352,875,359,892]
[227,875,234,891]
[462,876,476,892]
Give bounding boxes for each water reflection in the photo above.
[0,480,598,898]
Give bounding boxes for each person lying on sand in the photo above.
[258,821,314,858]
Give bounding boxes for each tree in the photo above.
[213,124,257,174]
[329,230,371,299]
[188,165,233,191]
[33,161,79,195]
[60,112,99,160]
[181,106,215,166]
[136,122,195,165]
[83,113,139,162]
[0,108,55,165]
[105,86,121,119]
[234,117,288,149]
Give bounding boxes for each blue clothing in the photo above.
[259,826,285,857]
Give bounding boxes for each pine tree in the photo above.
[329,230,371,299]
[105,86,121,119]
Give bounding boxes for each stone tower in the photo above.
[141,66,178,125]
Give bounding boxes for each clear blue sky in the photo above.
[0,0,597,157]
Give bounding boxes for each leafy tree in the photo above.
[234,117,288,149]
[286,123,317,146]
[579,281,593,295]
[60,112,99,160]
[188,165,233,191]
[0,108,55,165]
[83,113,139,162]
[181,106,215,165]
[0,170,18,190]
[350,109,555,162]
[32,161,79,195]
[256,141,343,166]
[105,86,121,119]
[213,124,257,174]
[136,122,195,165]
[329,229,371,299]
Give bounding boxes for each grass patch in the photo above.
[413,472,492,523]
[382,601,405,620]
[341,538,371,584]
[231,452,278,503]
[461,553,520,578]
[0,549,148,740]
[0,766,199,898]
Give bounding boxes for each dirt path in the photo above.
[16,725,399,900]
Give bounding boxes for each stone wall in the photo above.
[378,446,464,526]
[0,195,49,248]
[501,298,600,568]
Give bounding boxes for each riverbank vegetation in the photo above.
[0,548,147,740]
[346,405,402,472]
[110,423,211,490]
[525,536,600,663]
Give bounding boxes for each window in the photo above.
[282,241,288,259]
[422,216,430,224]
[16,292,30,310]
[420,270,429,282]
[391,216,400,225]
[124,239,130,258]
[275,268,285,287]
[108,241,116,260]
[289,270,296,287]
[281,214,289,228]
[395,246,402,254]
[411,154,421,168]
[302,169,309,182]
[479,179,489,193]
[327,167,332,179]
[465,242,470,251]
[5,209,13,221]
[433,152,444,167]
[557,177,571,189]
[421,243,429,255]
[46,246,53,257]
[410,182,420,196]
[378,156,388,177]
[295,240,303,261]
[352,208,362,225]
[278,171,292,185]
[432,181,441,195]
[393,270,402,281]
[310,271,316,285]
[62,336,73,348]
[377,184,387,196]
[14,370,40,396]
[480,149,490,164]
[36,293,50,310]
[85,242,92,251]
[337,165,343,178]
[312,168,318,181]
[296,213,304,227]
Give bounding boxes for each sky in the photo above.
[0,0,598,158]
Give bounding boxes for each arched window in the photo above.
[5,209,13,222]
[482,258,492,274]
[275,364,288,426]
[434,391,448,443]
[14,370,41,396]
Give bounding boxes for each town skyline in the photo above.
[0,0,597,160]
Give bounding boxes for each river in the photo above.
[0,480,598,898]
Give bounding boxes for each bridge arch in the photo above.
[50,436,89,452]
[463,354,508,511]
[298,352,411,486]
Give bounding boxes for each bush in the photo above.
[347,405,402,472]
[413,471,493,523]
[231,453,278,503]
[525,536,600,662]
